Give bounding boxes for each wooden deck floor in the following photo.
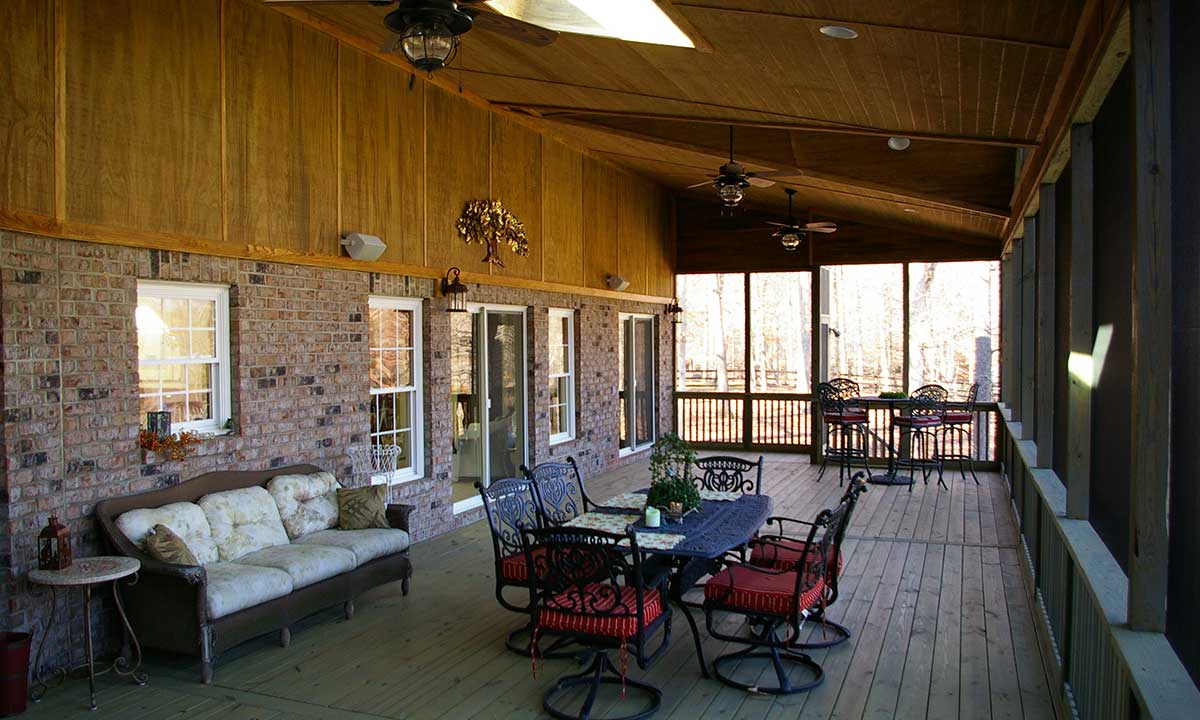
[27,454,1055,719]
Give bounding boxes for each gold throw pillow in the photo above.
[337,485,390,530]
[143,523,199,565]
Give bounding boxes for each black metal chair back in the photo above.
[477,478,542,614]
[963,382,980,412]
[819,475,868,602]
[522,457,593,526]
[694,455,763,495]
[908,383,948,419]
[827,377,861,400]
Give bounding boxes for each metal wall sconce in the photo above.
[665,297,683,324]
[441,267,468,313]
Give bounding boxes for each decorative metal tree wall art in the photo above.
[456,200,530,267]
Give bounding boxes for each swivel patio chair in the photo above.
[748,472,868,648]
[702,500,848,695]
[522,526,672,720]
[522,457,596,526]
[937,382,980,484]
[816,381,870,485]
[893,384,948,490]
[693,455,763,495]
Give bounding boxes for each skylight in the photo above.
[486,0,695,48]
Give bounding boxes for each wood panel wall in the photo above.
[0,0,675,300]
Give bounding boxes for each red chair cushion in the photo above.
[750,539,843,579]
[892,414,942,427]
[538,585,664,639]
[823,410,868,424]
[704,565,825,616]
[500,547,546,581]
[942,411,973,424]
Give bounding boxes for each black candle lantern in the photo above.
[38,515,72,571]
[665,298,683,324]
[441,267,469,313]
[146,411,172,439]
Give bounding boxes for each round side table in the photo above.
[28,556,148,710]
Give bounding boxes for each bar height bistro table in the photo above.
[29,556,148,710]
[569,490,773,677]
[849,396,914,486]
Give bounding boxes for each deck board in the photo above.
[24,453,1052,720]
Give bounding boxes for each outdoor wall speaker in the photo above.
[605,274,631,292]
[341,233,387,262]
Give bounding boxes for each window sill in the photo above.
[619,444,653,458]
[371,469,423,486]
[549,434,575,447]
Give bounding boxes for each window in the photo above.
[548,309,576,444]
[136,281,231,433]
[369,297,424,481]
[619,313,657,454]
[674,273,745,391]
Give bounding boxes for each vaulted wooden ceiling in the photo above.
[269,0,1110,268]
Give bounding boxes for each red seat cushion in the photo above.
[892,414,942,427]
[823,410,868,424]
[704,565,824,616]
[750,539,843,579]
[942,411,973,424]
[500,547,546,582]
[538,585,664,639]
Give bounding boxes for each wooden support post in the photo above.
[1036,185,1057,467]
[1128,0,1171,633]
[1001,253,1016,409]
[1020,218,1038,441]
[743,272,752,449]
[811,266,823,464]
[902,263,911,393]
[1067,123,1094,520]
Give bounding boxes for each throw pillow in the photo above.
[143,523,199,565]
[337,485,390,530]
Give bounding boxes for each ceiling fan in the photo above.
[265,1,558,73]
[767,188,837,252]
[686,127,792,209]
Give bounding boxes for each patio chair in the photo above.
[816,381,871,485]
[937,382,980,484]
[702,500,847,695]
[522,525,672,720]
[748,472,868,648]
[522,457,596,526]
[693,455,764,495]
[894,384,948,490]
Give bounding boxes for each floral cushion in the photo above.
[233,544,357,589]
[538,586,663,639]
[704,566,824,616]
[199,487,290,561]
[115,502,219,565]
[294,528,411,567]
[203,562,294,619]
[267,471,341,540]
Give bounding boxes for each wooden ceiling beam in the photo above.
[672,3,1073,52]
[496,104,1039,148]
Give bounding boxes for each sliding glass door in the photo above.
[619,314,657,454]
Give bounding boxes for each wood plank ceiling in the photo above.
[272,0,1090,269]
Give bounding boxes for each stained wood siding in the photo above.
[0,0,674,299]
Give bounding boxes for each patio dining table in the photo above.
[565,489,773,678]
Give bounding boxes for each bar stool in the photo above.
[816,381,870,485]
[937,383,980,484]
[892,384,948,490]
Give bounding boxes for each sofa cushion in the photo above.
[233,544,357,589]
[204,562,294,620]
[115,502,219,565]
[267,471,341,540]
[199,487,290,561]
[294,528,411,567]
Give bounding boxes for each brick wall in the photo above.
[0,231,674,671]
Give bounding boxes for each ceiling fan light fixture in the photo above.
[718,183,745,207]
[819,25,859,40]
[401,19,459,72]
[887,136,911,151]
[779,232,802,251]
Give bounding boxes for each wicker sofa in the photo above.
[95,464,414,683]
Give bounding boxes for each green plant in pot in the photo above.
[645,433,701,515]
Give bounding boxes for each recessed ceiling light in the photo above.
[819,25,859,40]
[887,137,911,151]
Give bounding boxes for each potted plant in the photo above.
[645,433,701,516]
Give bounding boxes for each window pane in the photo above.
[393,430,411,468]
[187,391,211,422]
[370,350,384,389]
[191,329,215,358]
[908,261,1000,401]
[163,298,188,328]
[139,395,159,414]
[163,392,187,420]
[164,329,188,358]
[750,272,812,393]
[394,390,411,432]
[550,375,565,405]
[549,314,564,349]
[674,273,745,391]
[376,394,395,434]
[396,309,412,348]
[186,363,211,393]
[136,297,164,359]
[395,349,412,387]
[551,404,566,436]
[825,264,904,396]
[138,364,161,395]
[190,299,215,328]
[160,363,186,395]
[377,307,398,349]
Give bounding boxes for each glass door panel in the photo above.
[485,310,526,484]
[450,312,482,504]
[634,317,655,447]
[619,323,629,450]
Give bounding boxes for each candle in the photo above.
[644,506,661,528]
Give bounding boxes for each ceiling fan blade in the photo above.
[469,7,558,46]
[746,176,775,188]
[752,170,803,179]
[763,221,791,228]
[685,179,715,189]
[803,227,838,234]
[263,1,383,5]
[805,221,837,229]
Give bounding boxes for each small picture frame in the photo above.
[146,411,172,438]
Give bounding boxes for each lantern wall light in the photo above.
[441,266,469,313]
[665,298,683,324]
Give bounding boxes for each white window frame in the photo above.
[548,308,576,445]
[618,312,657,457]
[136,280,232,434]
[368,296,425,484]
